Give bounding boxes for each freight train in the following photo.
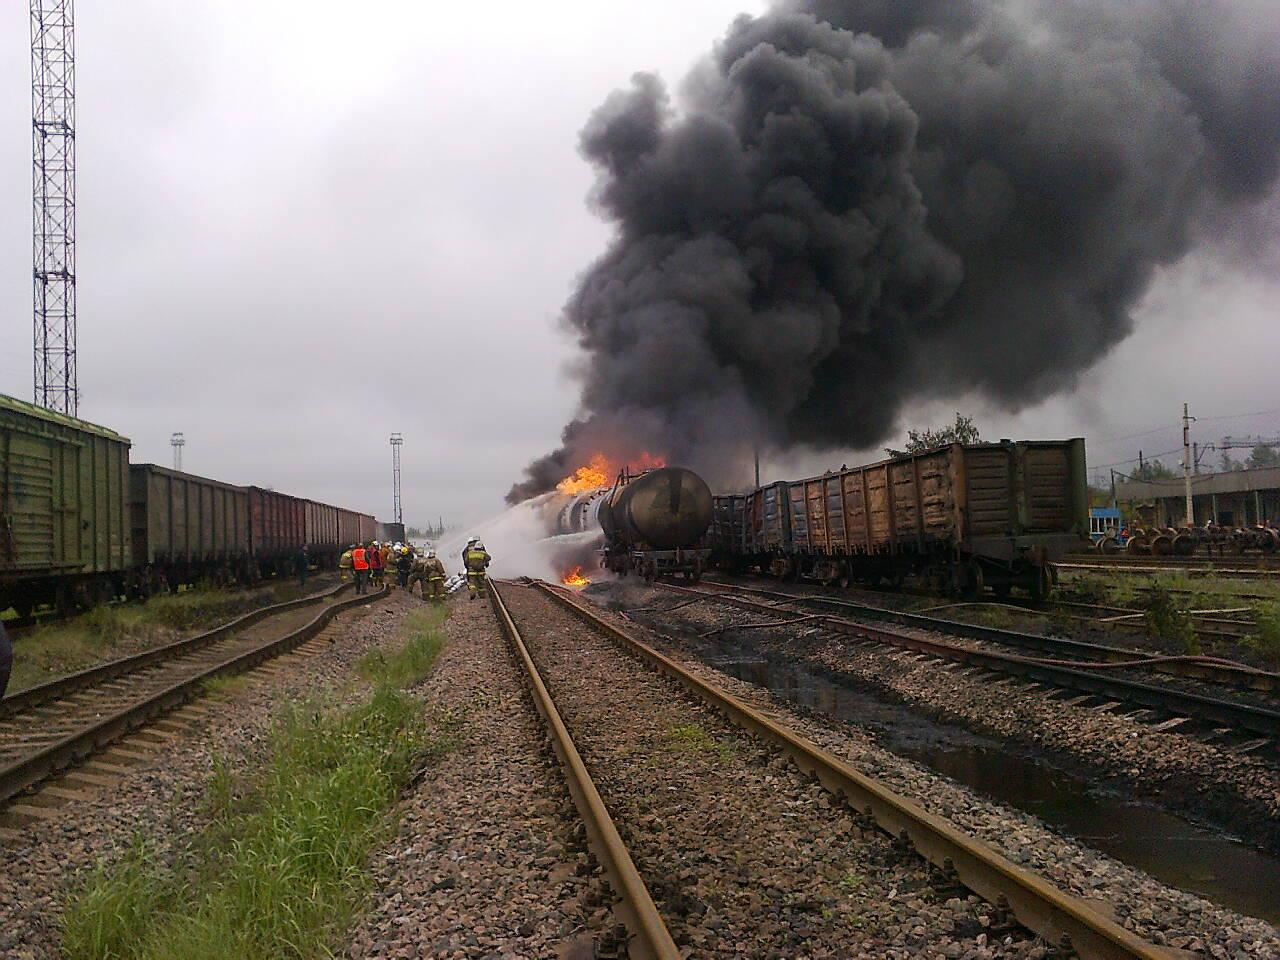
[556,466,715,580]
[711,440,1089,599]
[0,393,377,617]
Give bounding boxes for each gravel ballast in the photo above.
[503,582,1049,959]
[347,593,614,959]
[584,578,1280,956]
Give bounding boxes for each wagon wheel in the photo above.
[1125,536,1148,555]
[1172,533,1196,557]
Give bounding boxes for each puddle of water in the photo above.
[706,645,1280,925]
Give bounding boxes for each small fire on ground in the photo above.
[555,451,667,496]
[561,566,590,587]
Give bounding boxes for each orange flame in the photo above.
[561,566,590,587]
[555,451,668,496]
[556,454,613,495]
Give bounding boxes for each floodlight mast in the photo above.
[31,0,78,416]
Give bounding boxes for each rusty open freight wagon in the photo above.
[723,440,1089,597]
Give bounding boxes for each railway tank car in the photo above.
[713,439,1089,599]
[556,466,715,580]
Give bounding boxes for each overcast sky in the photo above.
[3,1,1277,529]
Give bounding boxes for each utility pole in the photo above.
[1182,403,1196,527]
[389,433,404,525]
[754,447,761,488]
[31,0,77,416]
[170,431,185,471]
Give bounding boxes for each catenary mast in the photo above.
[30,0,77,416]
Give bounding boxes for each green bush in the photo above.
[1247,602,1280,663]
[1143,583,1199,654]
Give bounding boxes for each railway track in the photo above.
[491,578,1172,959]
[1061,556,1279,579]
[650,579,1280,751]
[0,582,387,810]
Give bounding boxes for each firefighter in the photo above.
[421,549,447,603]
[368,541,384,587]
[462,536,479,569]
[396,544,415,588]
[352,542,370,594]
[339,545,354,582]
[464,540,491,599]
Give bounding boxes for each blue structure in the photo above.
[1089,507,1124,543]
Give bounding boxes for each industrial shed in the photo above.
[1115,467,1280,528]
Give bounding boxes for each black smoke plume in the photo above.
[507,0,1280,504]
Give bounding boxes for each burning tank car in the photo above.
[711,440,1089,599]
[557,466,714,581]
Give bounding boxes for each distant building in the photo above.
[1114,466,1280,528]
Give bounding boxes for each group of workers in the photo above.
[338,541,450,602]
[332,536,493,602]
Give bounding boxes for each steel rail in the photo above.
[486,582,679,960]
[0,585,387,806]
[697,578,1279,694]
[1,581,354,718]
[658,581,1280,741]
[535,580,1172,960]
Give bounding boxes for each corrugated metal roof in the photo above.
[1116,466,1280,499]
[0,392,131,444]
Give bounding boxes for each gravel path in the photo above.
[0,590,413,960]
[503,582,1047,959]
[347,593,615,960]
[586,579,1280,957]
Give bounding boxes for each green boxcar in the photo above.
[0,393,131,615]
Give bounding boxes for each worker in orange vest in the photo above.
[352,543,370,594]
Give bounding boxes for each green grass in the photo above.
[61,608,455,960]
[1246,602,1280,664]
[357,607,448,688]
[8,582,329,694]
[1142,583,1200,654]
[666,723,735,761]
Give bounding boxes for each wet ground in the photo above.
[591,577,1280,926]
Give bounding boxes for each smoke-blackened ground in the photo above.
[509,0,1280,503]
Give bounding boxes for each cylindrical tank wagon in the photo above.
[598,467,714,580]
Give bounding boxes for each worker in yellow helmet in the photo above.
[338,545,354,582]
[464,540,491,600]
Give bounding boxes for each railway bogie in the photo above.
[715,439,1089,598]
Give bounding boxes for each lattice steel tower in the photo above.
[31,0,77,416]
[390,433,404,524]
